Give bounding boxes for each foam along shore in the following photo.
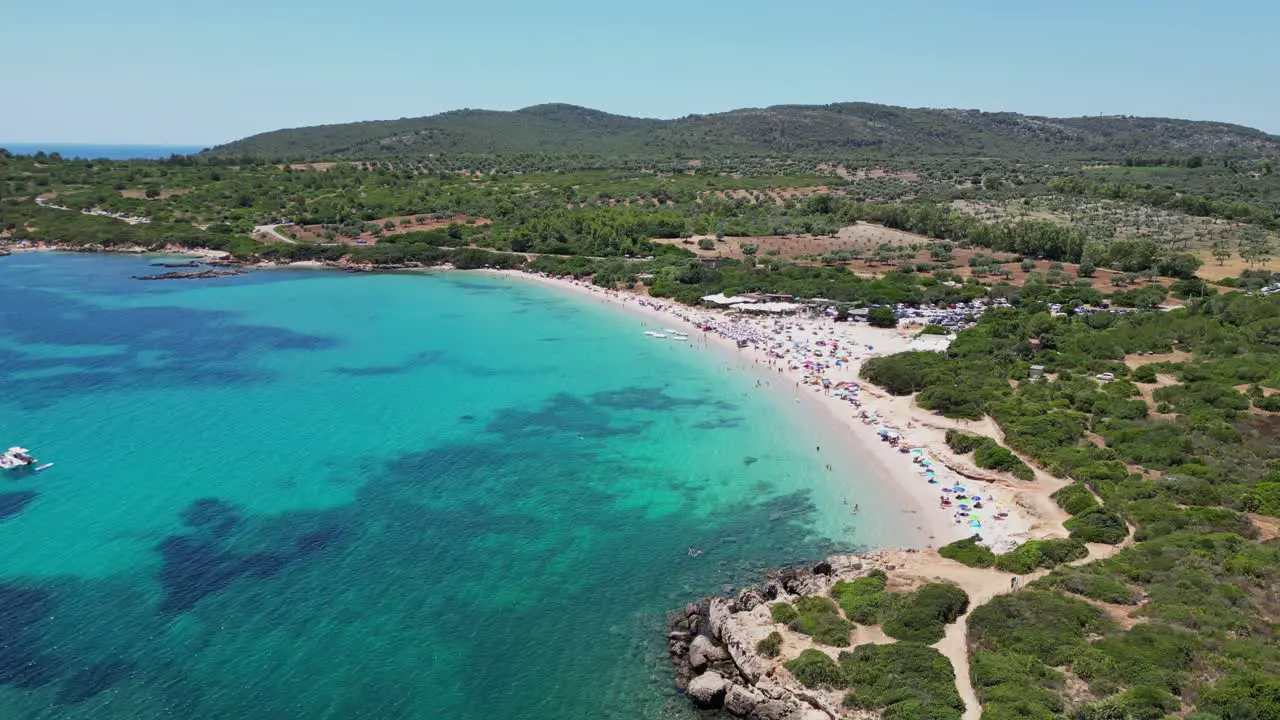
[483,270,1043,554]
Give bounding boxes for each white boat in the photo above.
[1,447,37,471]
[651,333,668,339]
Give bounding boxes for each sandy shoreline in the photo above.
[480,269,1039,553]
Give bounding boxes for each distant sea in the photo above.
[0,253,910,719]
[1,143,206,160]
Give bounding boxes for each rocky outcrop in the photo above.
[132,269,247,280]
[687,670,729,708]
[668,551,911,719]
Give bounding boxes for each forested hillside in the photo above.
[206,102,1280,161]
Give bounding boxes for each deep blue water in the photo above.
[0,253,907,719]
[0,144,205,160]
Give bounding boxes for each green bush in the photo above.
[974,442,1035,480]
[1131,365,1158,383]
[1052,483,1101,516]
[831,576,897,625]
[1254,394,1280,412]
[968,590,1114,667]
[861,352,947,395]
[995,539,1089,574]
[969,650,1064,720]
[839,643,963,720]
[919,323,950,335]
[789,595,852,646]
[882,583,970,644]
[1076,685,1181,720]
[1195,673,1280,719]
[1090,623,1201,693]
[1041,569,1140,605]
[770,602,798,624]
[784,649,845,689]
[757,631,782,658]
[945,429,984,454]
[938,535,997,568]
[869,306,898,328]
[1064,508,1129,544]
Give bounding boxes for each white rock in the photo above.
[686,671,728,708]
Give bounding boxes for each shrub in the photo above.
[882,583,970,643]
[1254,394,1280,412]
[757,631,782,658]
[1077,685,1181,720]
[696,238,714,250]
[1042,569,1140,605]
[839,643,963,719]
[832,576,897,624]
[970,650,1064,719]
[945,429,984,454]
[861,352,947,395]
[939,535,997,568]
[995,539,1088,574]
[920,323,950,335]
[1195,673,1280,719]
[974,442,1035,480]
[770,602,798,624]
[1065,508,1129,544]
[1052,483,1101,516]
[869,306,898,328]
[968,590,1114,667]
[789,596,853,646]
[784,649,845,689]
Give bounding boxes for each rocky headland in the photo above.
[668,551,913,720]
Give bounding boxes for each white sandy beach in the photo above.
[484,270,1048,554]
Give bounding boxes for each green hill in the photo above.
[206,102,1280,161]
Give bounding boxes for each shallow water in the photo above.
[0,253,911,719]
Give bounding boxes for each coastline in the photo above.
[479,269,1040,553]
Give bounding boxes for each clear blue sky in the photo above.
[5,0,1278,145]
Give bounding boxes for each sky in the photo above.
[4,0,1279,145]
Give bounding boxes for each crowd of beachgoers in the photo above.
[511,271,1034,552]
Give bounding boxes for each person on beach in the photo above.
[1010,576,1018,590]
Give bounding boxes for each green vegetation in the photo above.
[938,535,997,568]
[785,643,967,719]
[769,601,798,625]
[994,539,1089,574]
[783,648,844,689]
[203,102,1280,162]
[840,643,964,720]
[784,596,853,647]
[882,583,970,644]
[944,430,1034,480]
[756,631,782,658]
[831,574,900,624]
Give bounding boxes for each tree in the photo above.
[868,306,898,328]
[1077,261,1097,278]
[697,238,714,250]
[1239,227,1273,267]
[1211,238,1232,266]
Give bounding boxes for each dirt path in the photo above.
[254,224,296,244]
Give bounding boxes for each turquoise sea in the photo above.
[0,253,913,719]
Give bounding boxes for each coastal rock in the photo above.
[718,608,773,685]
[686,671,728,708]
[811,560,832,576]
[749,699,799,720]
[734,586,767,612]
[725,685,763,716]
[688,635,729,672]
